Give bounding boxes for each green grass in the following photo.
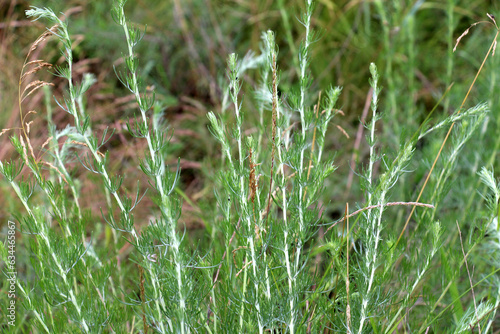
[1,0,500,332]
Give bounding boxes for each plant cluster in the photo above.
[1,0,500,333]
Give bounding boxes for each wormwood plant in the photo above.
[1,0,499,333]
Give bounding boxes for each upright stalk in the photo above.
[227,53,263,333]
[295,0,314,287]
[113,2,187,331]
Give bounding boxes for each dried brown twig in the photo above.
[327,201,435,232]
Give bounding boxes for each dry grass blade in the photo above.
[22,80,45,94]
[19,136,29,165]
[41,136,53,150]
[21,62,52,81]
[453,24,477,52]
[43,161,68,184]
[26,121,33,134]
[336,124,349,139]
[332,109,345,116]
[0,128,13,138]
[25,59,48,66]
[70,141,106,158]
[454,14,498,52]
[22,80,54,102]
[327,201,435,232]
[487,13,498,27]
[236,259,252,277]
[26,24,59,59]
[26,130,35,160]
